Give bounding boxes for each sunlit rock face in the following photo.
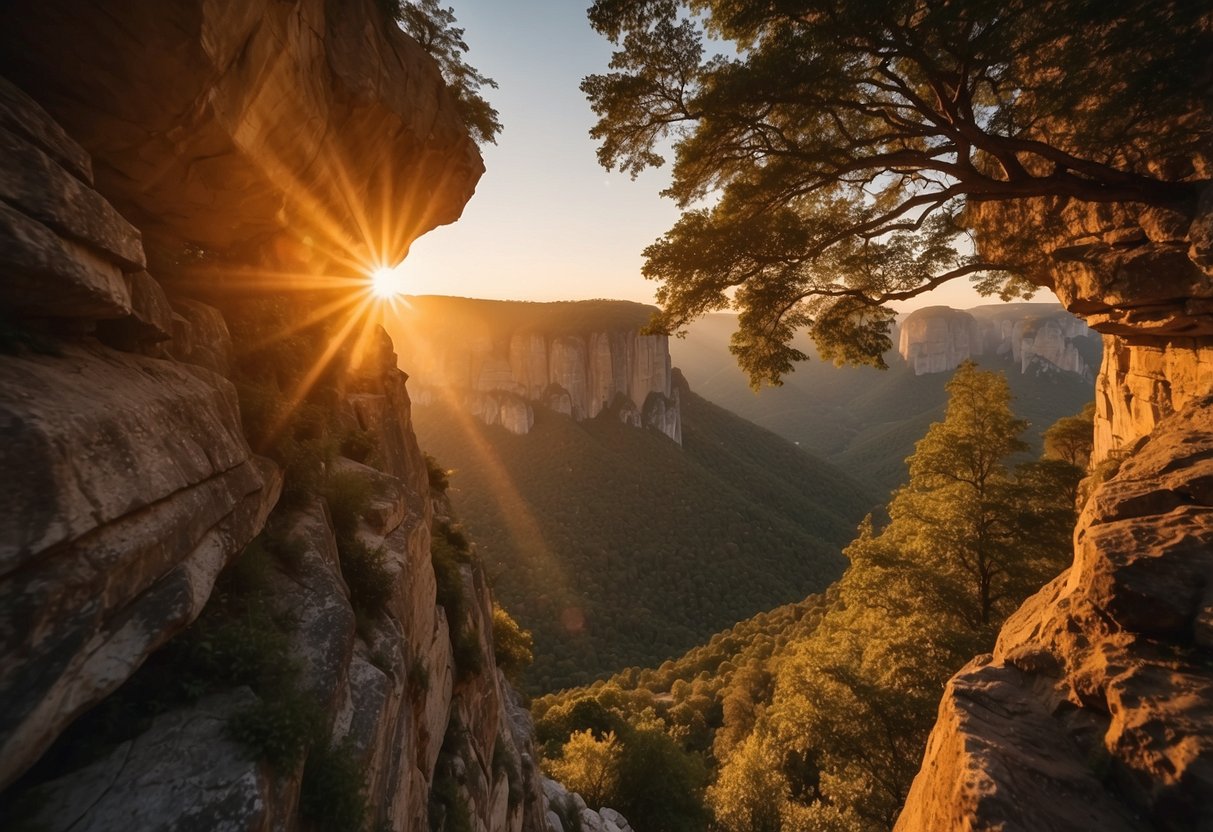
[898,303,1095,377]
[0,3,563,830]
[899,134,1213,827]
[393,298,684,444]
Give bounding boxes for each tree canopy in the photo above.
[583,0,1211,384]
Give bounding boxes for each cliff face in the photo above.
[897,155,1213,824]
[898,303,1095,377]
[0,4,592,831]
[392,298,684,444]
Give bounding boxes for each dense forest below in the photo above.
[412,376,875,692]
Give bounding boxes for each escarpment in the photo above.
[0,2,613,830]
[897,130,1213,825]
[898,303,1096,377]
[388,296,683,443]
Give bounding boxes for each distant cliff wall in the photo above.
[393,300,683,444]
[898,304,1094,377]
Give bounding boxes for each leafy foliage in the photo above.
[548,729,623,808]
[492,603,535,684]
[1044,401,1096,470]
[536,368,1083,831]
[413,385,874,692]
[583,0,1209,381]
[387,0,501,145]
[324,471,394,618]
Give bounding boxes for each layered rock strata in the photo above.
[898,303,1094,377]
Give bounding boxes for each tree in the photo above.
[898,361,1026,627]
[582,0,1210,384]
[709,366,1076,831]
[389,0,501,145]
[1044,402,1095,470]
[548,729,623,808]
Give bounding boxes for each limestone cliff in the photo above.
[896,119,1213,827]
[0,3,602,831]
[389,296,684,444]
[898,303,1095,377]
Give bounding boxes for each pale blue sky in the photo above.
[395,0,1005,312]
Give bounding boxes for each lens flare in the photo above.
[370,266,405,299]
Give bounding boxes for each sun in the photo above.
[369,265,405,299]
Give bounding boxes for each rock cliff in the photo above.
[898,303,1095,377]
[0,3,607,831]
[389,296,684,444]
[897,121,1213,826]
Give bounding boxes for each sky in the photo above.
[391,0,1022,313]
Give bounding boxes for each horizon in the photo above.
[384,0,1042,316]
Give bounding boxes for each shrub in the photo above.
[492,603,534,684]
[425,453,451,493]
[341,538,393,618]
[300,741,368,831]
[228,692,324,772]
[453,625,484,681]
[324,471,374,540]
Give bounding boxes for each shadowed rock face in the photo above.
[0,0,483,263]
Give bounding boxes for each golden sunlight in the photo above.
[370,265,406,299]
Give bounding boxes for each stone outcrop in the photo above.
[0,82,281,790]
[395,298,684,443]
[898,114,1213,825]
[540,777,636,832]
[897,396,1213,831]
[0,4,569,831]
[898,303,1095,377]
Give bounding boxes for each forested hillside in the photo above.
[673,313,1096,498]
[412,376,875,692]
[532,365,1089,832]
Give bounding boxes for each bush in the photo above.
[425,453,451,493]
[341,538,393,618]
[228,692,324,772]
[453,625,484,681]
[300,741,368,831]
[492,603,534,684]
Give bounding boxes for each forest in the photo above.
[414,379,876,691]
[531,364,1093,831]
